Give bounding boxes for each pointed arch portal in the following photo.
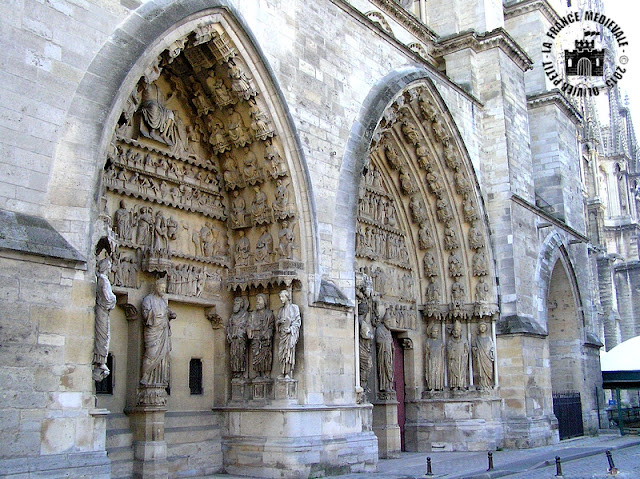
[350,74,502,455]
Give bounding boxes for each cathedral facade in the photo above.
[0,0,636,478]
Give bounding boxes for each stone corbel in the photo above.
[115,291,138,321]
[205,305,223,329]
[401,338,413,350]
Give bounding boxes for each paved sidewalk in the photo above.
[202,432,640,479]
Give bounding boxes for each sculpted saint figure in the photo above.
[140,276,176,387]
[375,305,394,392]
[136,206,153,246]
[234,230,250,266]
[357,276,374,391]
[276,290,301,379]
[424,324,445,391]
[227,106,249,148]
[248,294,275,378]
[152,210,169,256]
[251,186,268,224]
[139,82,177,146]
[114,200,132,242]
[278,221,295,259]
[227,297,249,378]
[254,226,273,263]
[447,321,468,390]
[93,258,116,381]
[230,190,246,228]
[473,322,495,389]
[272,179,290,219]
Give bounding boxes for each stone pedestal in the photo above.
[372,395,401,459]
[231,378,249,402]
[405,391,504,452]
[251,377,274,401]
[274,377,297,403]
[127,387,169,479]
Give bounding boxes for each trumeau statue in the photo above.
[447,320,468,390]
[248,294,275,378]
[93,258,116,382]
[473,321,494,389]
[227,296,249,378]
[140,275,176,387]
[425,323,444,391]
[276,290,301,379]
[375,304,394,392]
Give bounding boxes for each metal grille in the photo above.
[189,358,203,395]
[553,391,584,439]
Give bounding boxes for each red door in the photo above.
[393,334,406,451]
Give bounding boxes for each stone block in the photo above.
[41,417,76,454]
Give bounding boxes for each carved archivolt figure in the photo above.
[473,322,494,389]
[401,116,420,145]
[448,252,463,277]
[451,279,466,304]
[277,221,295,259]
[265,138,286,178]
[230,190,246,228]
[468,223,485,250]
[209,75,235,108]
[228,59,258,100]
[423,252,438,277]
[447,321,468,390]
[272,179,290,219]
[375,305,394,392]
[443,225,459,250]
[475,277,490,302]
[208,116,229,154]
[472,250,488,277]
[140,276,176,387]
[93,258,116,382]
[248,98,274,140]
[418,223,433,249]
[227,106,249,148]
[254,226,274,263]
[222,152,240,189]
[425,324,445,391]
[251,186,269,224]
[410,196,427,224]
[113,200,132,242]
[248,294,275,378]
[234,230,250,266]
[425,279,440,303]
[462,194,478,222]
[242,149,260,184]
[276,290,301,379]
[227,297,249,378]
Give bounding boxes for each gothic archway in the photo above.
[91,8,318,476]
[351,76,500,455]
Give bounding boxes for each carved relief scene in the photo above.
[98,20,306,415]
[355,83,502,453]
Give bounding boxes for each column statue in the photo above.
[93,258,116,382]
[276,290,301,379]
[248,294,275,378]
[473,321,495,389]
[227,297,249,378]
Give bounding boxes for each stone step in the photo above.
[107,446,134,479]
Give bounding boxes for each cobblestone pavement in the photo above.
[202,432,640,479]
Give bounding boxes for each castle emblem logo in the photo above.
[541,10,629,97]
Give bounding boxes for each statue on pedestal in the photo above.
[140,275,175,387]
[473,321,494,389]
[227,297,249,379]
[276,290,301,379]
[424,323,444,391]
[248,294,275,378]
[447,320,468,390]
[375,304,394,392]
[93,258,116,382]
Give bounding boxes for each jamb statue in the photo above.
[93,258,116,382]
[276,290,301,379]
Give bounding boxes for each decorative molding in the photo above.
[369,0,438,43]
[365,11,395,37]
[504,0,562,26]
[527,90,583,126]
[434,28,534,73]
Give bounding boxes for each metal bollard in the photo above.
[606,450,619,475]
[425,456,433,476]
[487,451,494,471]
[555,456,563,477]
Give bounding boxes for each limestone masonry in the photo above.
[1,0,639,478]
